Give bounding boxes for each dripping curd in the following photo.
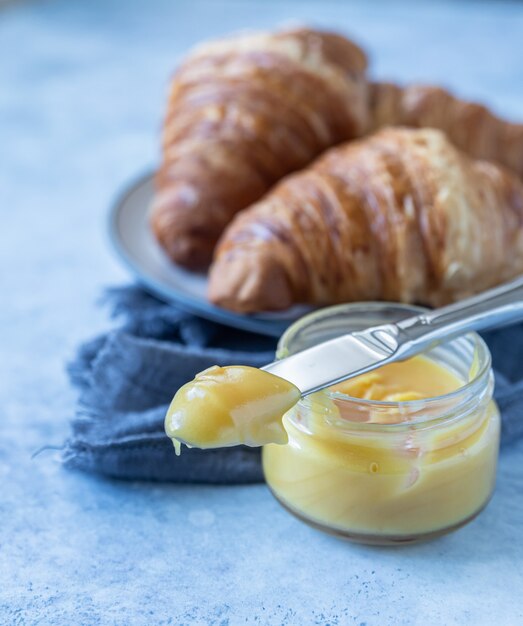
[165,365,300,452]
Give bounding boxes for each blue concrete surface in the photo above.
[1,1,523,624]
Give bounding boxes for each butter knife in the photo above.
[262,275,523,395]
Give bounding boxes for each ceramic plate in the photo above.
[108,171,313,337]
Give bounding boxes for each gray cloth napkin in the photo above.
[64,285,523,483]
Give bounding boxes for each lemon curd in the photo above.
[263,303,501,544]
[165,304,501,544]
[331,355,460,405]
[263,356,499,543]
[165,365,300,451]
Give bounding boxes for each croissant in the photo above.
[370,82,523,178]
[209,128,523,312]
[150,28,368,269]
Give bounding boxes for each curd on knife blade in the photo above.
[165,365,300,452]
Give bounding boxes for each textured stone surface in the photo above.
[1,0,523,624]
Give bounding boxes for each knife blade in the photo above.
[262,275,523,396]
[262,324,399,395]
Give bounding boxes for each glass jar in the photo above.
[262,303,500,545]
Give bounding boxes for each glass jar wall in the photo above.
[263,304,500,545]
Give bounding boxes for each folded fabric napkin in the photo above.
[64,285,523,484]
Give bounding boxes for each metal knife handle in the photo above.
[396,274,523,358]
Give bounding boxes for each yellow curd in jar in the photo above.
[263,355,500,543]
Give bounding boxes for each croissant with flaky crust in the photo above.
[150,27,368,269]
[209,128,523,312]
[370,82,523,178]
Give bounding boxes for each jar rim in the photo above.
[277,302,493,427]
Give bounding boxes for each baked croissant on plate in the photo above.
[370,82,523,178]
[209,127,523,312]
[150,27,368,269]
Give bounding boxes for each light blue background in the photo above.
[1,1,523,624]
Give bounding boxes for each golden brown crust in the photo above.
[209,128,523,312]
[369,82,523,178]
[150,28,368,270]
